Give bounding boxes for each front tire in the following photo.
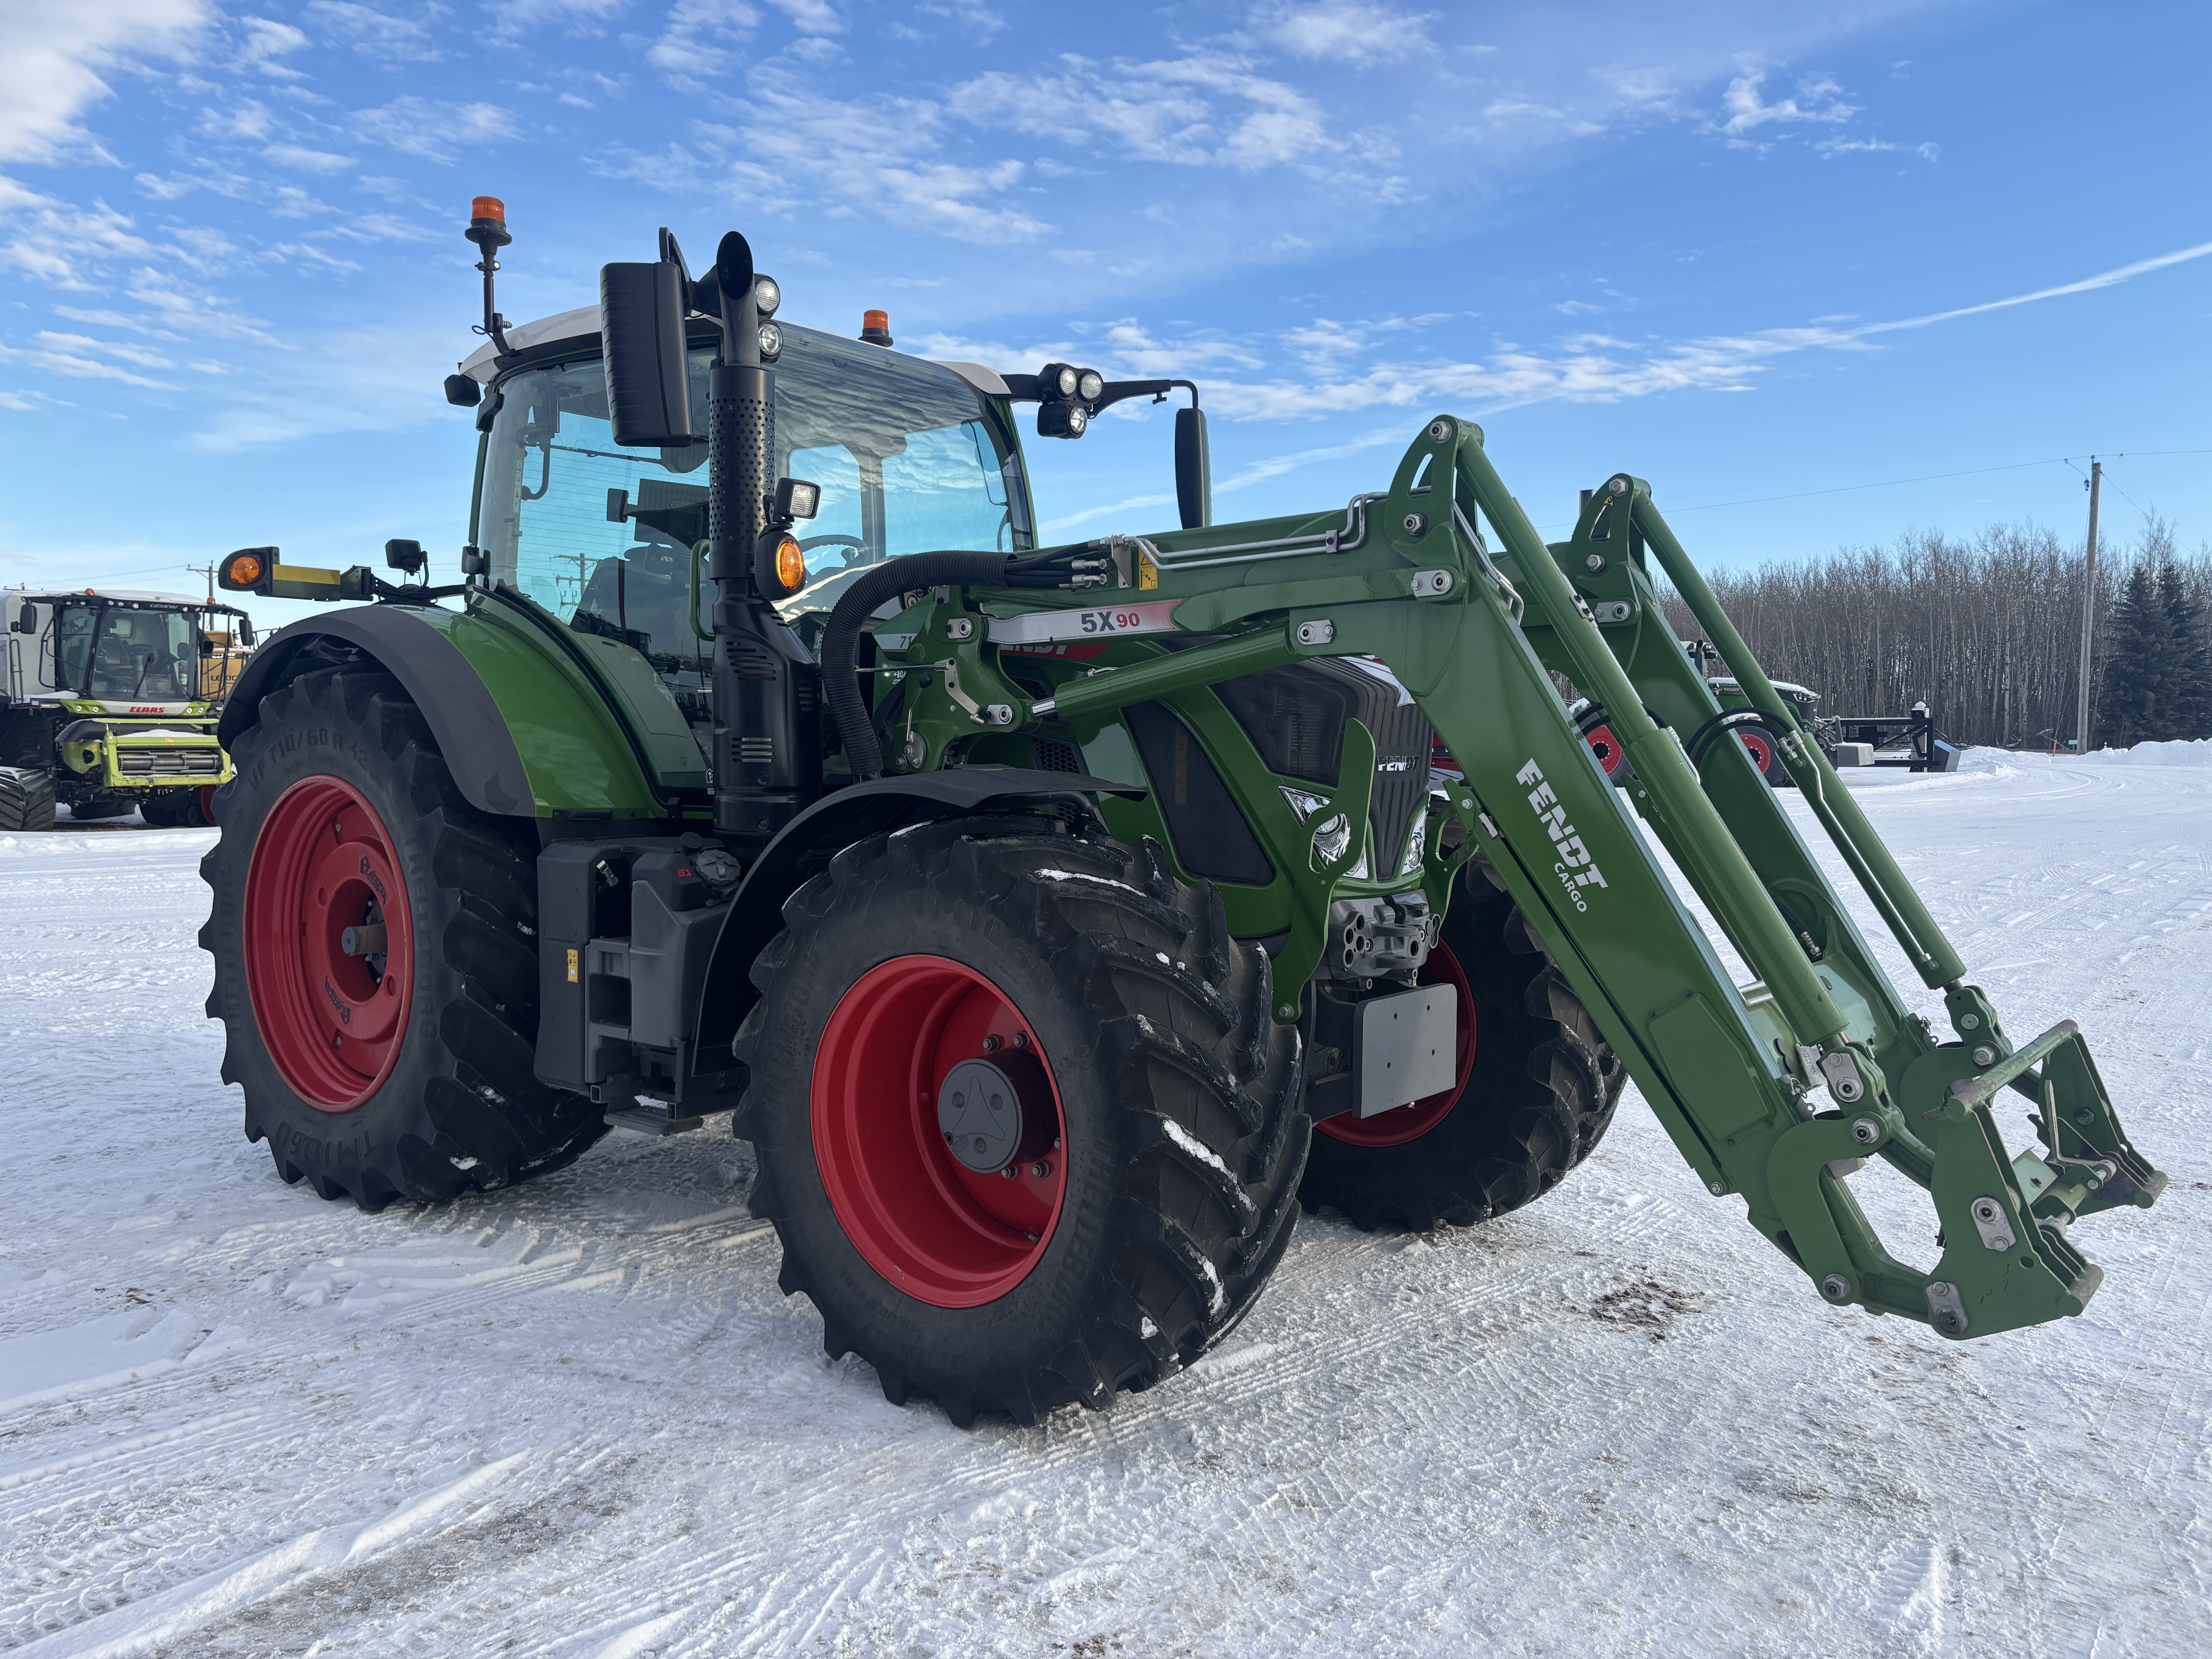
[1298,860,1627,1231]
[734,816,1308,1426]
[199,668,605,1209]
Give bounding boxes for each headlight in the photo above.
[1054,364,1078,398]
[752,273,780,317]
[1065,404,1088,435]
[1076,369,1103,402]
[758,320,783,362]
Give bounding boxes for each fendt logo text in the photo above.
[1515,758,1609,912]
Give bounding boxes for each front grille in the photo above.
[116,748,224,778]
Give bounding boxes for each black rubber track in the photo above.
[733,815,1309,1427]
[1299,857,1628,1232]
[199,668,605,1211]
[0,766,56,832]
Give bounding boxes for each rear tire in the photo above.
[0,768,57,832]
[1298,860,1627,1231]
[199,667,605,1210]
[734,817,1308,1426]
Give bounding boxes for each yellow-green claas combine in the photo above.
[1,587,254,830]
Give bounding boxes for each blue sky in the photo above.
[1,0,2205,627]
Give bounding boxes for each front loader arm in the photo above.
[884,414,2161,1342]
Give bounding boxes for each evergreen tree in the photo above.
[2159,560,2212,739]
[2096,564,2172,747]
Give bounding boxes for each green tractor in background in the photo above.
[2,586,252,830]
[199,201,2163,1425]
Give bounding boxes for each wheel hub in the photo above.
[937,1051,1053,1174]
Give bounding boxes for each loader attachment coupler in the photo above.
[878,411,2169,1348]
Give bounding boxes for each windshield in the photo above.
[475,323,1030,661]
[56,604,198,701]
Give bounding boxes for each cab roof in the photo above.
[455,304,1010,400]
[5,587,214,608]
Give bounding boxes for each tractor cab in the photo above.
[0,588,251,827]
[457,310,1038,765]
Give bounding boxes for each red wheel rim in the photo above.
[1317,939,1478,1148]
[243,776,415,1112]
[1739,730,1775,775]
[812,955,1067,1307]
[198,784,219,823]
[1585,723,1625,776]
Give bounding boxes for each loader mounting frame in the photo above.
[868,414,2165,1342]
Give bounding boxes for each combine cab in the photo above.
[1,588,252,830]
[194,202,2165,1425]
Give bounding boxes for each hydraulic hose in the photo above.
[821,551,1012,780]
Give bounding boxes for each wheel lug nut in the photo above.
[1032,1161,1051,1178]
[981,1034,1001,1052]
[1000,1165,1018,1180]
[1010,1031,1029,1049]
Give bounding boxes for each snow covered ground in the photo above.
[2,747,2207,1657]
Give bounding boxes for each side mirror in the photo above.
[601,257,693,448]
[238,617,256,648]
[385,538,426,576]
[443,374,482,408]
[199,637,215,658]
[1175,405,1211,530]
[12,602,33,634]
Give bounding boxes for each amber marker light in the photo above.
[775,536,806,593]
[220,550,265,590]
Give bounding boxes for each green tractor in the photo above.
[199,202,2164,1424]
[2,586,252,830]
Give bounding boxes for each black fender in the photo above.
[216,607,536,819]
[694,766,1145,1064]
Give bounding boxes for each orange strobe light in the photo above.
[775,536,806,593]
[219,548,271,592]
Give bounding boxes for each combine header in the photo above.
[195,203,2162,1424]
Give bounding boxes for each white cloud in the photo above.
[0,0,211,164]
[649,0,759,79]
[727,76,1050,244]
[1187,239,2212,425]
[351,96,519,163]
[0,336,179,390]
[1258,2,1434,67]
[240,16,310,77]
[0,177,155,286]
[302,2,443,64]
[949,53,1369,179]
[768,0,842,34]
[1717,65,1856,138]
[264,143,356,171]
[484,0,626,36]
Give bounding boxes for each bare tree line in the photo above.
[1659,518,2212,750]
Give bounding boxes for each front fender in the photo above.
[218,600,669,820]
[694,767,1144,1061]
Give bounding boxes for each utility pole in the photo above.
[2075,459,2101,753]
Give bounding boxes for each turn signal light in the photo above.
[219,548,273,592]
[775,536,806,592]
